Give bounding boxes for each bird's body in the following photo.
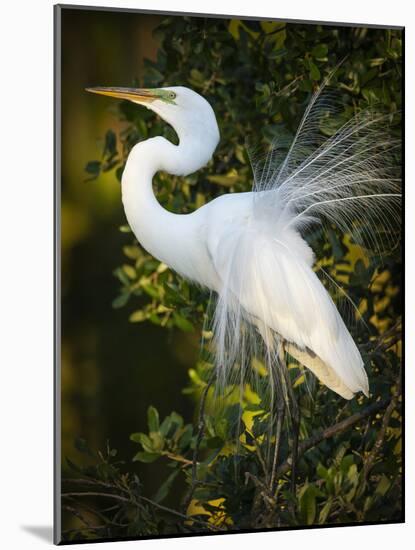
[88,83,400,403]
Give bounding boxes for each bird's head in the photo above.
[86,85,220,151]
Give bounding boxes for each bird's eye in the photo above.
[169,91,176,100]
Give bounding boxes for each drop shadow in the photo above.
[21,525,53,543]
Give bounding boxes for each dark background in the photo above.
[60,8,199,496]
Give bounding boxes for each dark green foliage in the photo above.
[65,15,402,541]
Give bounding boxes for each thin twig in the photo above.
[253,438,269,482]
[165,452,193,465]
[269,402,285,493]
[62,478,129,494]
[245,471,270,494]
[62,492,130,503]
[182,368,216,512]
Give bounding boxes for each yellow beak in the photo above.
[85,87,158,103]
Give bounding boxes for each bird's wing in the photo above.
[205,192,368,400]
[203,84,399,401]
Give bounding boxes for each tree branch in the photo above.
[276,397,391,478]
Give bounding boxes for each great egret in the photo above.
[86,84,400,408]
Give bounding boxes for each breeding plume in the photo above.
[87,84,400,403]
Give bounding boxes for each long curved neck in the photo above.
[120,132,214,265]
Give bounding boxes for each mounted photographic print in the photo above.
[54,4,404,544]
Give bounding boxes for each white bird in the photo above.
[87,84,400,404]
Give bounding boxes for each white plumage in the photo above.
[88,83,401,403]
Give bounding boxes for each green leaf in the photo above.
[103,129,117,157]
[113,267,130,286]
[147,406,160,432]
[122,264,136,279]
[224,403,243,425]
[129,310,147,323]
[119,224,131,233]
[149,313,162,325]
[112,293,129,309]
[85,160,101,175]
[319,497,333,524]
[133,451,160,463]
[340,454,355,474]
[267,48,286,60]
[362,88,380,104]
[206,174,240,187]
[299,484,319,525]
[142,283,160,299]
[130,432,154,452]
[178,425,193,450]
[311,44,328,59]
[74,437,89,454]
[376,474,391,496]
[153,469,180,503]
[173,312,194,332]
[145,67,164,86]
[123,245,141,260]
[150,431,164,452]
[169,411,184,431]
[189,69,204,88]
[317,464,329,481]
[214,418,228,441]
[244,403,263,412]
[164,282,185,305]
[369,58,385,67]
[309,61,321,81]
[261,83,271,98]
[159,416,173,437]
[363,495,374,513]
[346,463,359,485]
[272,26,286,49]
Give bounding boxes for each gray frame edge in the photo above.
[54,4,62,545]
